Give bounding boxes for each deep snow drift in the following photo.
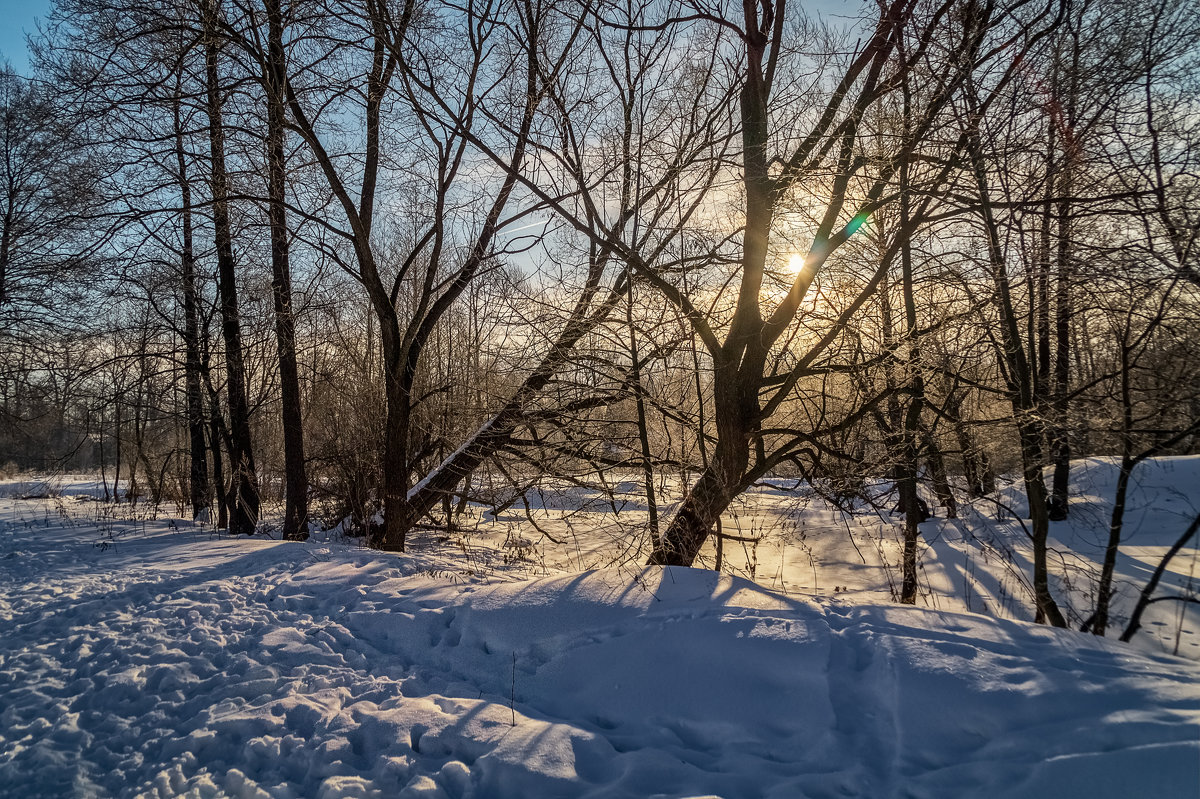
[1,462,1198,798]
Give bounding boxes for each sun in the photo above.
[787,253,808,276]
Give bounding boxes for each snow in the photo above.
[1,464,1199,798]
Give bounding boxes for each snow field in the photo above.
[0,462,1198,797]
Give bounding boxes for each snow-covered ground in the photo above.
[1,459,1198,798]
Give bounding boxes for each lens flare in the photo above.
[846,212,869,236]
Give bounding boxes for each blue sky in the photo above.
[0,0,861,77]
[1,0,51,74]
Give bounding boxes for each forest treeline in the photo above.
[1,0,1197,630]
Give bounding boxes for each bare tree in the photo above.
[259,0,307,539]
[200,0,260,535]
[0,66,105,467]
[632,0,1022,567]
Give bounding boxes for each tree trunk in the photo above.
[897,91,926,603]
[265,0,307,540]
[113,397,122,502]
[199,314,230,530]
[1019,421,1064,626]
[878,272,921,604]
[1047,160,1074,520]
[950,406,981,497]
[1089,452,1133,635]
[969,111,1067,627]
[172,86,210,522]
[0,202,10,308]
[1049,22,1082,522]
[647,423,748,566]
[643,1,925,568]
[98,411,110,502]
[1082,333,1135,637]
[648,335,756,565]
[627,280,659,540]
[646,0,777,566]
[1088,351,1200,634]
[396,249,632,538]
[923,429,957,518]
[206,382,230,530]
[376,349,410,550]
[1120,513,1200,643]
[203,0,259,535]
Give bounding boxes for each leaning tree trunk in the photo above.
[647,401,751,566]
[1120,513,1200,643]
[397,268,630,523]
[646,0,779,567]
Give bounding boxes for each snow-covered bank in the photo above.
[1,486,1197,798]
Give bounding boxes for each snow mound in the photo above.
[0,502,1197,798]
